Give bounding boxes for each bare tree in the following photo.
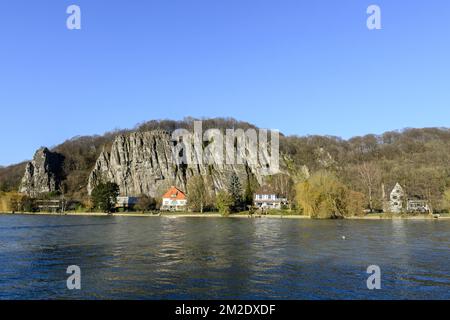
[356,162,381,212]
[269,173,295,209]
[187,176,213,213]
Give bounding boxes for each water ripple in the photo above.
[0,215,449,299]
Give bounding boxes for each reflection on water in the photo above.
[0,215,449,300]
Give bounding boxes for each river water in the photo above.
[0,215,449,300]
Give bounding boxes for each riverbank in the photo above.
[1,211,449,220]
[348,214,450,220]
[0,211,311,219]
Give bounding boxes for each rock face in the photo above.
[20,148,64,197]
[88,130,273,197]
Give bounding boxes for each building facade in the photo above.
[116,196,139,210]
[388,183,430,214]
[406,198,430,213]
[161,186,187,211]
[36,199,66,213]
[254,186,288,210]
[389,183,405,213]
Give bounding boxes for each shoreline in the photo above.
[347,215,450,220]
[1,211,449,220]
[0,211,311,219]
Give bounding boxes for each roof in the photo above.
[162,186,187,200]
[407,199,428,203]
[408,195,427,201]
[390,182,405,195]
[116,196,139,204]
[392,183,404,191]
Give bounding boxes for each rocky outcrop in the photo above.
[88,130,274,197]
[20,148,64,197]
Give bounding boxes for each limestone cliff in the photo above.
[20,148,64,197]
[88,130,272,197]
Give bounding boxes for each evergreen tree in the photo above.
[91,182,120,213]
[228,172,242,212]
[244,175,259,207]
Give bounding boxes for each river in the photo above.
[0,215,449,299]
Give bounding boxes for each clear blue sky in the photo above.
[0,0,449,166]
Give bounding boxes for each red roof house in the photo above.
[161,186,187,211]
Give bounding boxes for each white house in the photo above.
[254,186,288,210]
[388,183,430,214]
[389,183,405,213]
[116,196,139,209]
[406,197,430,213]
